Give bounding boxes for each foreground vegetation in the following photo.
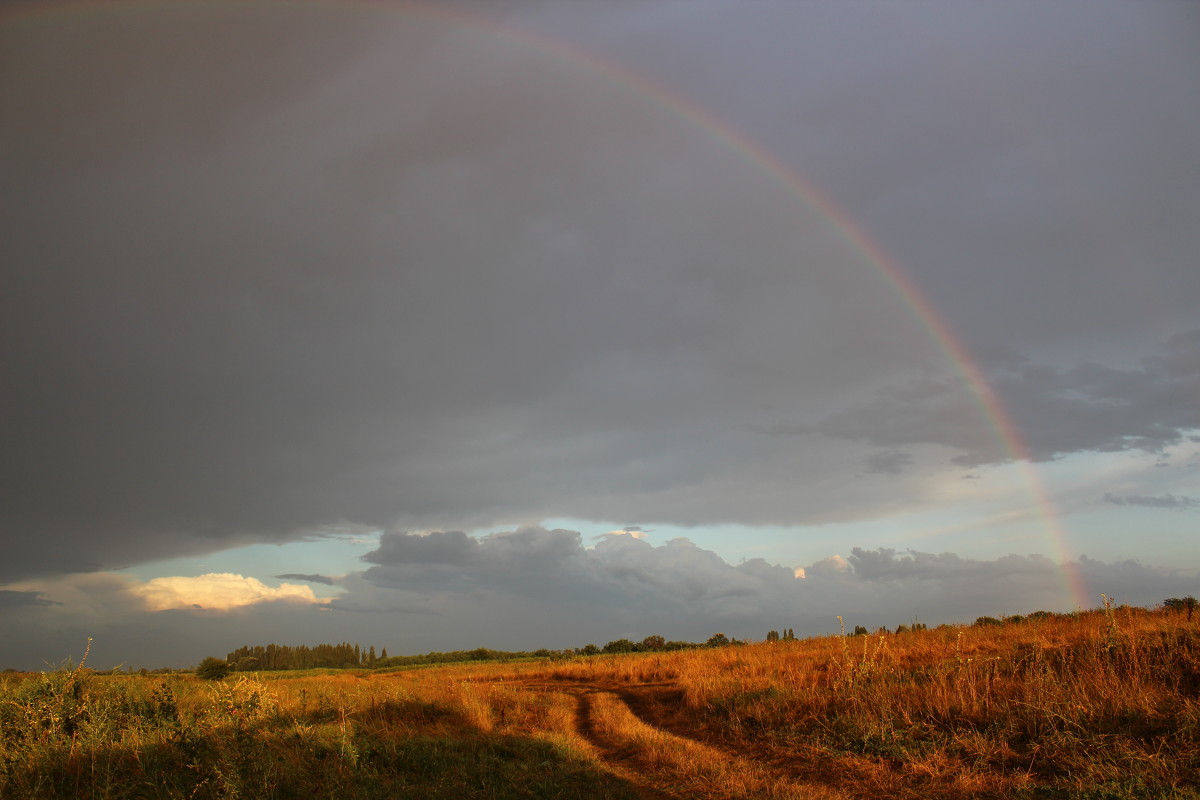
[2,604,1198,799]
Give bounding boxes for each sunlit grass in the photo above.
[2,605,1197,799]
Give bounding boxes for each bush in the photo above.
[195,657,229,681]
[642,635,666,651]
[1164,597,1198,620]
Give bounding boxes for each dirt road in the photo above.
[507,679,845,800]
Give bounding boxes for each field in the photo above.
[2,605,1198,799]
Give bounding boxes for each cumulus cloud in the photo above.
[794,554,851,580]
[128,574,328,612]
[354,527,796,625]
[329,527,1199,647]
[605,526,649,539]
[362,531,479,566]
[1104,492,1200,510]
[3,531,1196,670]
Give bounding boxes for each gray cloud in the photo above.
[363,531,479,566]
[1103,492,1200,511]
[815,331,1200,466]
[274,573,337,585]
[346,527,1197,639]
[0,590,58,609]
[3,528,1196,670]
[864,451,913,476]
[1,1,1197,585]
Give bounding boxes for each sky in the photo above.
[1,0,1198,670]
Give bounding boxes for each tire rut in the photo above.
[511,679,846,799]
[559,685,681,799]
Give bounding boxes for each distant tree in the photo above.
[1165,596,1198,621]
[580,644,601,656]
[368,646,376,668]
[1004,615,1024,625]
[532,648,554,659]
[895,624,910,634]
[974,616,1003,627]
[852,625,869,636]
[765,630,780,643]
[603,639,637,654]
[196,657,229,681]
[706,632,730,648]
[381,647,388,659]
[782,628,796,642]
[641,635,666,651]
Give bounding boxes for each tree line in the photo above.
[217,633,738,674]
[226,642,386,671]
[204,598,1197,676]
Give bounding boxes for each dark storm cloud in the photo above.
[1103,493,1199,511]
[0,0,935,580]
[814,332,1200,466]
[2,1,1198,584]
[524,1,1200,358]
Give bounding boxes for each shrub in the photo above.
[1164,596,1198,621]
[195,657,229,681]
[641,635,666,651]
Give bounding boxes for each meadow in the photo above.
[2,604,1197,799]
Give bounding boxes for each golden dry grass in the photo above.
[2,606,1197,798]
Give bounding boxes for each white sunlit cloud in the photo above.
[604,526,649,540]
[128,573,329,612]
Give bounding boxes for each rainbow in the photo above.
[1,0,1091,608]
